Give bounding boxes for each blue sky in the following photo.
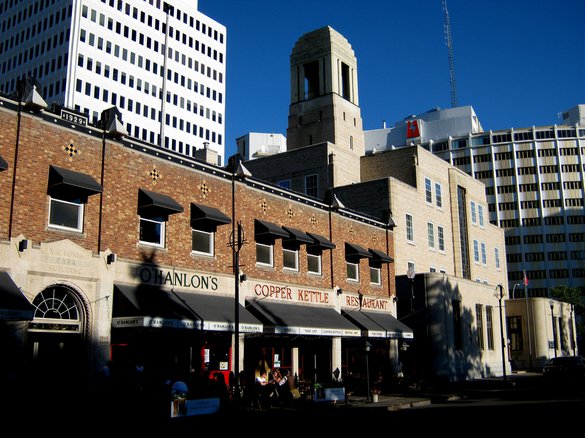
[199,1,585,159]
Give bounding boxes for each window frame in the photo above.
[191,227,214,256]
[406,213,414,243]
[256,242,274,267]
[139,215,166,247]
[283,246,299,271]
[307,250,322,275]
[346,260,359,282]
[370,265,381,285]
[425,177,432,204]
[48,196,84,232]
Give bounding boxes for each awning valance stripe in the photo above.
[246,299,361,337]
[342,309,413,339]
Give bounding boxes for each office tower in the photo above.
[0,0,226,164]
[365,105,585,296]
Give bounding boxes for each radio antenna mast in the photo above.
[443,0,458,108]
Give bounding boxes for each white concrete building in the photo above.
[235,132,287,161]
[0,0,226,164]
[365,105,585,299]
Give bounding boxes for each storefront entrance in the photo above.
[26,285,89,394]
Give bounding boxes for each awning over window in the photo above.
[0,271,35,321]
[345,242,372,259]
[112,284,262,333]
[190,203,231,228]
[283,226,313,244]
[138,188,183,216]
[342,309,413,339]
[48,165,103,195]
[175,291,262,333]
[254,219,288,240]
[369,248,394,263]
[246,299,361,337]
[307,232,336,250]
[0,154,7,171]
[112,284,196,329]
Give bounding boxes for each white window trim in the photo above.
[481,241,487,266]
[346,261,359,282]
[473,239,480,263]
[471,200,477,225]
[307,252,322,275]
[256,242,274,267]
[48,196,84,232]
[139,216,166,248]
[283,247,299,271]
[425,177,433,204]
[435,182,443,209]
[191,228,214,256]
[427,221,435,250]
[370,266,381,285]
[437,225,445,253]
[406,213,415,244]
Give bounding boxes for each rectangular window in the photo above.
[435,183,442,208]
[139,216,165,247]
[495,248,500,269]
[486,306,494,350]
[305,174,318,197]
[473,240,479,263]
[48,197,83,232]
[476,304,484,350]
[425,177,432,203]
[278,179,291,190]
[307,250,322,275]
[471,201,477,224]
[427,222,435,249]
[370,266,381,285]
[481,242,487,265]
[192,229,213,255]
[346,261,359,281]
[406,213,414,242]
[256,243,273,267]
[453,300,462,350]
[508,316,523,352]
[438,226,445,251]
[478,204,484,227]
[283,245,299,271]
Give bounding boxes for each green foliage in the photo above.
[551,285,584,315]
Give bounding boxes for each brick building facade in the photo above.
[0,93,410,403]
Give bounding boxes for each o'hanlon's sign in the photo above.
[344,295,390,311]
[252,282,331,304]
[139,267,219,291]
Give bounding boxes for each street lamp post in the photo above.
[364,341,372,402]
[549,299,557,358]
[495,284,507,382]
[228,155,250,405]
[512,283,521,299]
[406,267,416,315]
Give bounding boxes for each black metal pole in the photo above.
[365,342,371,402]
[550,302,557,358]
[498,284,507,382]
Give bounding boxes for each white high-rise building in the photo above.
[364,104,585,298]
[0,0,226,165]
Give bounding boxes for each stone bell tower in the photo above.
[286,26,365,158]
